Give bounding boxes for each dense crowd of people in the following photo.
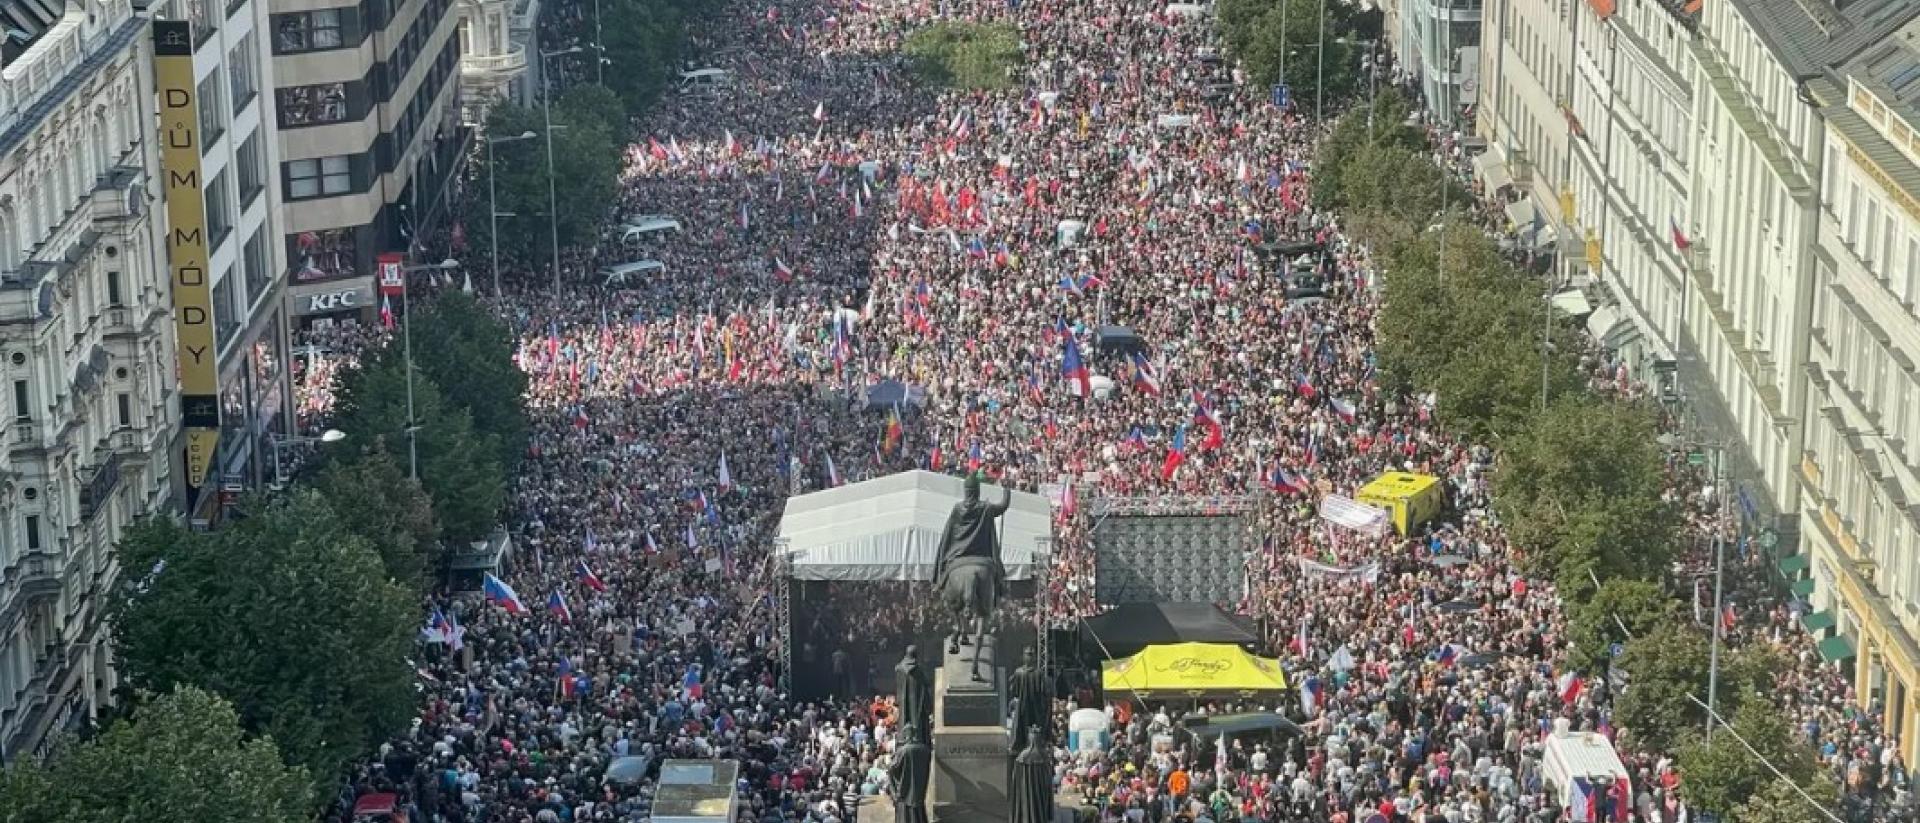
[301,0,1917,820]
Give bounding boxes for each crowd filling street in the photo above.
[292,0,1917,820]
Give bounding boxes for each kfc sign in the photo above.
[377,252,405,297]
[290,280,377,317]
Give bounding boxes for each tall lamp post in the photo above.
[270,428,346,487]
[486,130,538,295]
[399,258,462,480]
[538,46,584,299]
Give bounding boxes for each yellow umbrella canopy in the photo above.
[1101,642,1289,696]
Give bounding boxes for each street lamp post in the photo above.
[538,46,584,299]
[271,429,346,487]
[399,259,462,480]
[486,131,538,295]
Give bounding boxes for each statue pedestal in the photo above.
[931,642,1008,823]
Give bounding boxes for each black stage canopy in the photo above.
[1079,603,1261,659]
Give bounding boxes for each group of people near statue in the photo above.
[304,0,1920,819]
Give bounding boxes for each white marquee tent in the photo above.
[776,470,1050,581]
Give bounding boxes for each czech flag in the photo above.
[1557,671,1585,706]
[967,440,984,471]
[1330,397,1358,423]
[573,560,607,592]
[1123,426,1148,451]
[1061,337,1092,397]
[1300,674,1323,717]
[1192,392,1224,450]
[546,589,574,623]
[1129,352,1161,396]
[1160,424,1189,481]
[1268,463,1303,494]
[1295,372,1316,399]
[717,453,733,492]
[483,573,527,615]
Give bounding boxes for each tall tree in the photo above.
[1736,776,1842,823]
[1614,623,1779,753]
[405,291,531,468]
[480,100,622,261]
[600,0,688,113]
[0,686,311,823]
[330,354,505,542]
[313,446,439,587]
[557,83,630,143]
[1218,0,1365,108]
[1566,579,1677,671]
[1675,701,1820,820]
[110,494,418,794]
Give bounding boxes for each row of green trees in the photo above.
[472,85,629,264]
[1328,92,1831,822]
[0,293,528,817]
[1218,0,1373,109]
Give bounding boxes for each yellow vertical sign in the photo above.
[154,20,221,489]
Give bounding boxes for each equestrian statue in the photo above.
[932,472,1010,678]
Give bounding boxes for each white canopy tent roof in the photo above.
[777,470,1050,582]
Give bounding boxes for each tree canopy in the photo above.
[1493,397,1679,588]
[330,352,506,543]
[479,94,623,261]
[404,290,531,469]
[1674,701,1821,820]
[600,0,691,113]
[1218,0,1367,109]
[1565,579,1675,672]
[312,446,439,586]
[109,493,418,795]
[1614,622,1780,753]
[904,21,1021,91]
[0,686,311,823]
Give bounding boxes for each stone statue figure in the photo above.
[1007,645,1053,755]
[933,472,1010,665]
[1008,724,1053,823]
[888,720,933,823]
[894,645,935,740]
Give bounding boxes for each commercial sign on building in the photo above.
[154,20,220,489]
[288,278,377,317]
[377,252,405,297]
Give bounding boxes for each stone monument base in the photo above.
[931,645,1008,823]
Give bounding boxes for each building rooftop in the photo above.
[0,0,63,68]
[1735,0,1920,81]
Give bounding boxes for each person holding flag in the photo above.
[1061,336,1092,397]
[1161,424,1189,481]
[482,573,527,614]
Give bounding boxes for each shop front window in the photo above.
[292,228,357,283]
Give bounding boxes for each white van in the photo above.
[601,260,665,287]
[678,68,733,95]
[620,215,682,243]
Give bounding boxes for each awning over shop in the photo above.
[1472,150,1514,192]
[1102,642,1289,696]
[1791,577,1817,597]
[1550,289,1593,318]
[1818,634,1859,663]
[1584,305,1640,350]
[1504,199,1540,234]
[1777,553,1810,576]
[1801,610,1836,632]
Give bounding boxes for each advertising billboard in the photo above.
[154,20,221,489]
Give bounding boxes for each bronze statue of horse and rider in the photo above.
[931,472,1010,680]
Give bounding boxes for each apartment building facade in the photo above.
[0,1,178,759]
[454,0,527,123]
[1392,0,1482,125]
[1799,12,1920,763]
[1472,0,1572,239]
[1560,0,1696,391]
[270,0,466,337]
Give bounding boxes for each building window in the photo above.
[25,516,40,552]
[213,272,238,354]
[116,393,131,428]
[286,156,352,199]
[277,83,350,127]
[228,32,260,112]
[196,73,225,152]
[292,228,356,283]
[276,9,345,53]
[205,169,233,248]
[106,270,123,307]
[243,230,270,309]
[187,0,216,43]
[236,133,265,209]
[12,380,28,420]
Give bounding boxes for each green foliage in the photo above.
[1735,775,1841,823]
[1426,330,1581,444]
[1493,398,1679,587]
[601,0,689,113]
[903,22,1021,91]
[1312,88,1427,210]
[557,83,629,143]
[1615,623,1780,753]
[0,687,311,823]
[313,447,439,587]
[1566,580,1677,672]
[1675,701,1820,819]
[479,98,622,260]
[1217,0,1366,109]
[407,291,531,468]
[330,354,505,543]
[110,495,418,796]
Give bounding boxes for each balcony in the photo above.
[10,420,39,449]
[16,551,61,599]
[462,43,529,81]
[77,452,121,522]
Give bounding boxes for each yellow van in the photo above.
[1354,472,1445,536]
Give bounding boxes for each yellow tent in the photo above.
[1102,642,1290,696]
